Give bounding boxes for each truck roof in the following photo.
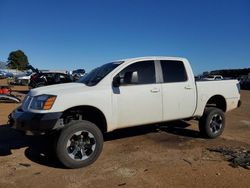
[117,56,187,62]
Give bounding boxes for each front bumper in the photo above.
[9,107,63,134]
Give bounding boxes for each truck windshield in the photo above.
[78,61,123,86]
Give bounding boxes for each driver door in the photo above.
[112,60,163,128]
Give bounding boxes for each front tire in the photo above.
[56,120,103,168]
[199,107,225,138]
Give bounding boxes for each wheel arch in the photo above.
[205,95,227,112]
[61,105,108,133]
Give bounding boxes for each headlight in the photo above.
[30,95,57,110]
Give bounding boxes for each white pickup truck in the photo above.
[10,56,241,168]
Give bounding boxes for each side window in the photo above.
[59,74,65,79]
[160,60,187,83]
[118,61,156,85]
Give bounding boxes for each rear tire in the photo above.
[55,120,103,168]
[199,107,225,138]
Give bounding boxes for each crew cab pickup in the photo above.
[9,56,241,168]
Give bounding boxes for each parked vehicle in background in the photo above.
[10,56,241,169]
[14,72,33,85]
[0,71,5,79]
[0,69,25,78]
[204,75,223,80]
[0,85,21,103]
[72,69,86,81]
[29,71,73,88]
[240,74,250,89]
[0,70,13,78]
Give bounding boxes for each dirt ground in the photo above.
[0,79,249,188]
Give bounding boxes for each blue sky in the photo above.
[0,0,249,75]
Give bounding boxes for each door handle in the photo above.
[150,88,160,93]
[184,85,192,89]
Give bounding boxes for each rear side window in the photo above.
[118,61,156,85]
[160,60,187,83]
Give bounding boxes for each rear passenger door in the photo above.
[160,60,196,120]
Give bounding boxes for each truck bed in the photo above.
[194,79,240,116]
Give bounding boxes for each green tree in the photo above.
[7,50,29,70]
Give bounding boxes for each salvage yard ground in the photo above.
[0,79,249,188]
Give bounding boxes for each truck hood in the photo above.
[29,82,92,96]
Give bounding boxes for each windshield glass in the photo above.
[78,61,123,86]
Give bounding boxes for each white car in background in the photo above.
[204,75,223,80]
[14,72,33,85]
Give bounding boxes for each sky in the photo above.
[0,0,249,75]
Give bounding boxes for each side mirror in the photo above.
[112,76,120,87]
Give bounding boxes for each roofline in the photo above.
[40,70,69,74]
[116,56,187,62]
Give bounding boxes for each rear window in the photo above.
[160,60,188,83]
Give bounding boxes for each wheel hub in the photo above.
[66,130,96,161]
[209,114,223,134]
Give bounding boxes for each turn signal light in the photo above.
[43,96,57,110]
